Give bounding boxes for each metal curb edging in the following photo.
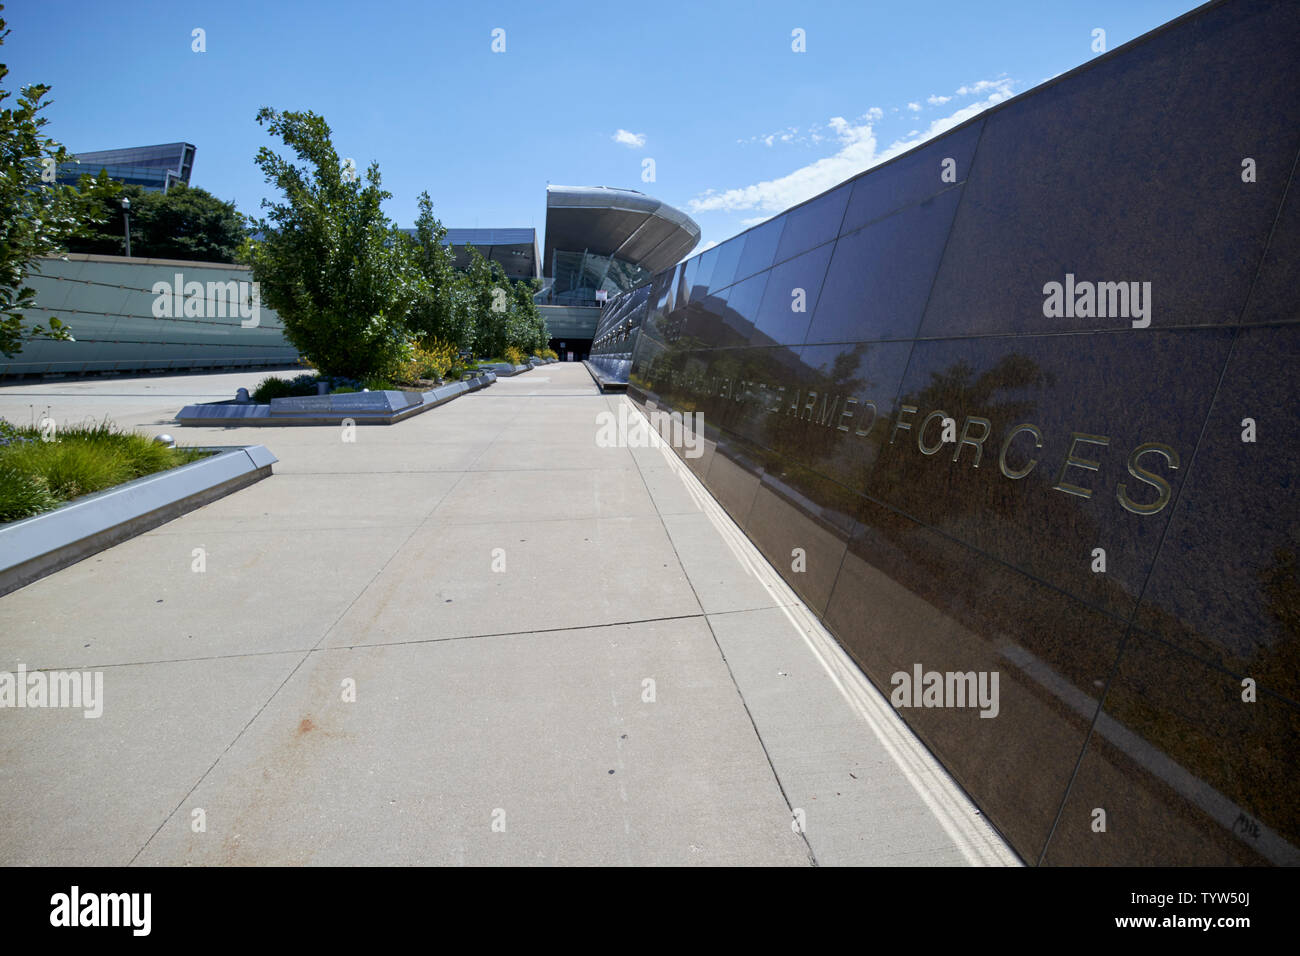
[581,360,628,393]
[0,445,278,597]
[175,372,498,427]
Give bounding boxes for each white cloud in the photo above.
[740,123,822,148]
[687,83,1016,216]
[612,129,646,148]
[907,102,921,112]
[927,94,952,105]
[681,238,719,264]
[956,75,1013,97]
[865,106,884,121]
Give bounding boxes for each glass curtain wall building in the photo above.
[542,185,699,307]
[588,282,653,381]
[57,142,196,192]
[396,227,541,281]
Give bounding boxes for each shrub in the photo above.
[0,418,210,523]
[539,347,558,360]
[397,338,457,384]
[251,376,293,402]
[251,373,320,403]
[114,430,204,477]
[1,439,131,500]
[503,345,525,367]
[59,420,178,477]
[0,466,58,522]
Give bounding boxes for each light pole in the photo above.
[120,196,131,257]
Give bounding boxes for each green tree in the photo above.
[0,6,116,358]
[508,277,547,353]
[65,182,247,262]
[241,107,419,380]
[462,245,509,359]
[404,191,467,346]
[54,181,135,257]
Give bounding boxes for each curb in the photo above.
[582,360,628,393]
[0,445,278,597]
[176,372,497,427]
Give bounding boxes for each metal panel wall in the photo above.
[3,255,299,378]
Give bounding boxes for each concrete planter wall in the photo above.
[582,360,628,393]
[176,372,496,427]
[481,363,530,377]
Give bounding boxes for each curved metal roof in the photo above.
[544,185,700,278]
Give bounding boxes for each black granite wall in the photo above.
[624,0,1300,865]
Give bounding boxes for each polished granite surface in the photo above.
[624,0,1299,864]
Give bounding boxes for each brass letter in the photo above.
[838,397,858,433]
[816,393,839,427]
[1117,442,1179,515]
[953,416,993,468]
[771,385,785,414]
[855,400,878,437]
[999,424,1043,479]
[890,405,918,445]
[917,410,950,456]
[1053,433,1110,499]
[802,391,818,421]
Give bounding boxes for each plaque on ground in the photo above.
[270,390,422,414]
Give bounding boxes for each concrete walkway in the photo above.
[0,363,1016,866]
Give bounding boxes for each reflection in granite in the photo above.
[748,243,834,347]
[804,188,962,345]
[1040,632,1300,866]
[703,435,764,527]
[824,496,1127,862]
[840,119,983,235]
[1131,326,1300,705]
[775,184,850,263]
[743,460,858,616]
[621,0,1299,864]
[732,216,785,286]
[873,330,1234,620]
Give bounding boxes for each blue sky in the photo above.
[6,0,1204,253]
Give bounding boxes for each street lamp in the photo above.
[120,196,131,257]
